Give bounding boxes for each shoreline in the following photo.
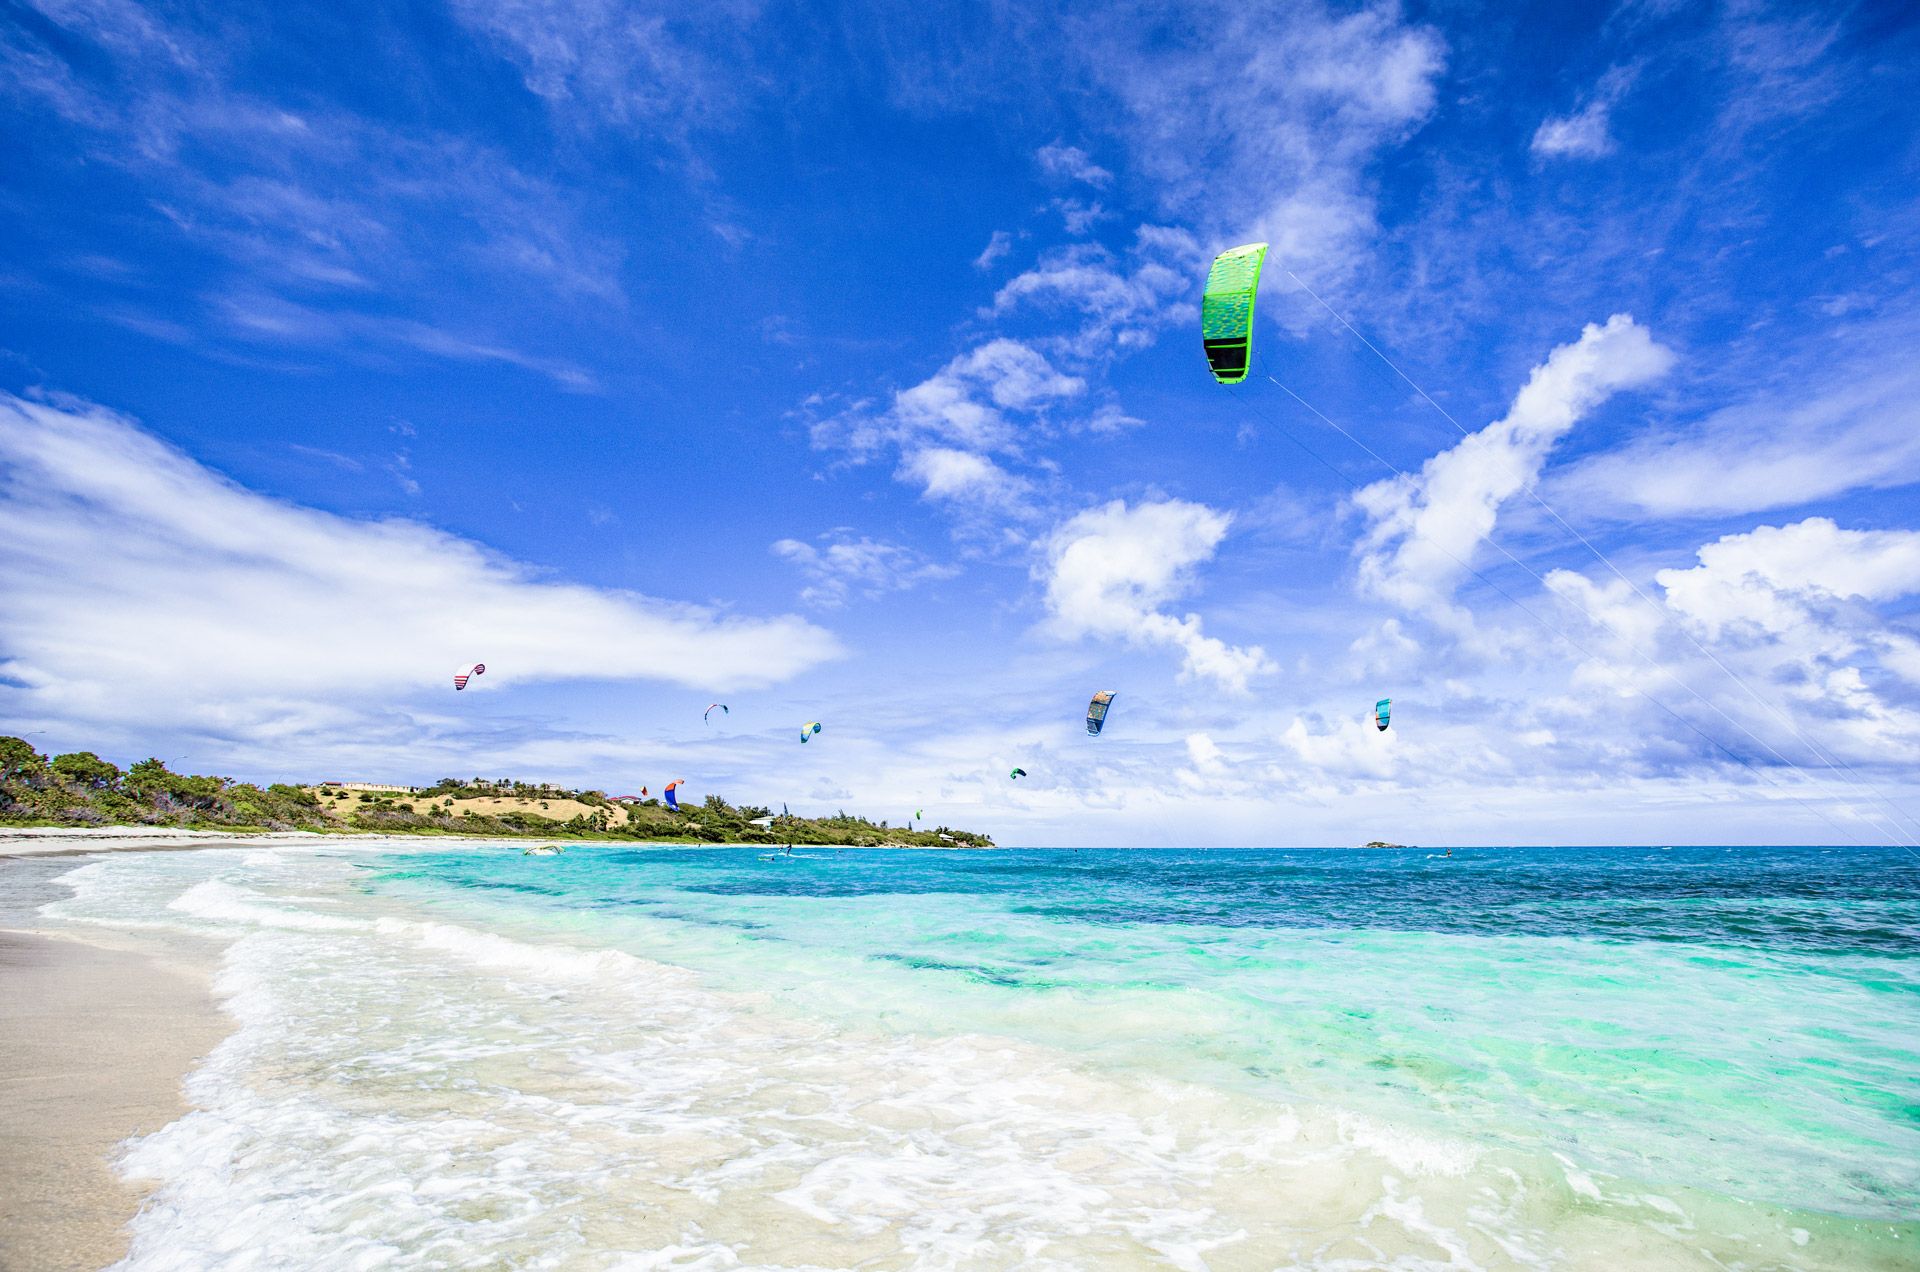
[0,827,989,858]
[0,827,341,858]
[0,916,229,1271]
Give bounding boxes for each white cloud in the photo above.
[1532,99,1615,158]
[1185,732,1224,770]
[1281,717,1397,780]
[1042,499,1273,691]
[832,338,1083,457]
[1035,142,1113,188]
[204,293,599,392]
[1541,570,1666,655]
[2,0,626,369]
[1656,518,1920,644]
[1355,314,1675,618]
[446,0,757,133]
[1538,517,1920,771]
[1053,198,1107,236]
[812,339,1084,513]
[373,312,600,392]
[897,447,1030,506]
[932,340,1084,414]
[973,230,1013,270]
[1717,4,1842,129]
[1554,337,1920,518]
[1532,63,1641,160]
[988,229,1202,352]
[0,393,839,739]
[1082,2,1445,288]
[772,532,958,606]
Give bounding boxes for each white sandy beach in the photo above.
[0,924,226,1271]
[0,827,335,857]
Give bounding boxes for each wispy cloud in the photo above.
[0,393,839,742]
[1052,198,1108,236]
[1532,99,1615,159]
[1555,318,1920,519]
[988,227,1202,353]
[209,293,599,391]
[1531,65,1638,160]
[973,230,1014,271]
[772,532,959,606]
[1035,142,1112,188]
[1079,0,1445,289]
[2,0,626,375]
[446,0,760,135]
[811,339,1085,511]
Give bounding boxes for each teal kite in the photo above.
[800,721,822,743]
[1009,767,1027,780]
[1086,691,1116,737]
[1201,242,1269,384]
[1374,699,1391,732]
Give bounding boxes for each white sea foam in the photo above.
[1556,1152,1605,1201]
[112,914,1445,1268]
[170,878,369,931]
[1337,1110,1479,1177]
[374,916,693,989]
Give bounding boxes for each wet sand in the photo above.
[0,828,332,858]
[0,925,226,1271]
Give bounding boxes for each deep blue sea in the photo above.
[43,842,1920,1269]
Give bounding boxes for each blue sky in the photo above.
[3,0,1919,845]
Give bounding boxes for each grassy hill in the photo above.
[0,737,993,848]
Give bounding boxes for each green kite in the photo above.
[1201,242,1269,384]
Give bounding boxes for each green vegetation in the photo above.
[0,739,994,847]
[418,776,593,803]
[0,740,324,831]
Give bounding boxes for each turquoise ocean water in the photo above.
[41,842,1920,1269]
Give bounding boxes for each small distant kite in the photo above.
[704,703,728,724]
[1374,699,1392,732]
[663,780,684,811]
[1086,691,1116,737]
[914,808,924,821]
[800,721,822,743]
[453,663,486,691]
[640,786,650,798]
[1009,767,1027,780]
